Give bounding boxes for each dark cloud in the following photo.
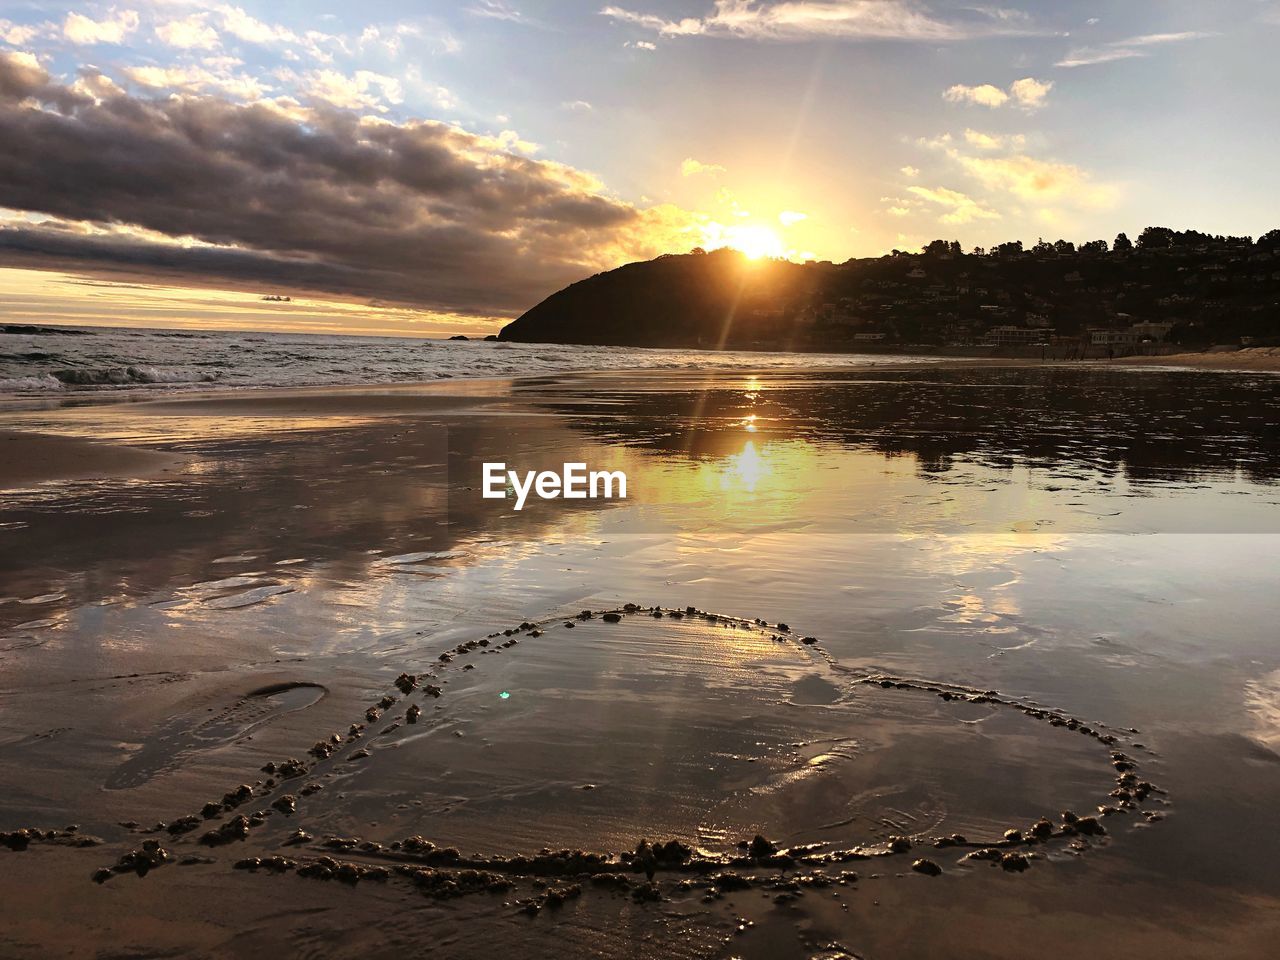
[0,52,669,315]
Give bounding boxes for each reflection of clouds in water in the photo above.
[1244,669,1280,752]
[908,532,1069,566]
[907,534,1071,638]
[942,592,1015,626]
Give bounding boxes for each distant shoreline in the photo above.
[1113,347,1280,372]
[8,320,1276,375]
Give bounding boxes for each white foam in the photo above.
[0,325,939,395]
[0,374,64,392]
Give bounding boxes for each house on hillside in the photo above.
[985,325,1049,345]
[1089,328,1141,347]
[1130,321,1175,341]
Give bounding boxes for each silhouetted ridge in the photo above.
[499,228,1280,353]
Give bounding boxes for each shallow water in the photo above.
[0,323,932,395]
[1,365,1278,958]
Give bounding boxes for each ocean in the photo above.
[0,324,931,395]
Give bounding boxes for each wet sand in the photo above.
[2,364,1280,958]
[1116,347,1280,372]
[0,429,188,487]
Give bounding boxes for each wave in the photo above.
[1,324,95,336]
[0,352,67,362]
[48,365,222,387]
[0,374,65,392]
[0,324,936,395]
[0,366,224,391]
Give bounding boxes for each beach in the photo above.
[2,361,1280,959]
[1116,347,1280,372]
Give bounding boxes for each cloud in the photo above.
[1055,47,1139,68]
[63,8,140,45]
[562,99,593,111]
[944,76,1050,109]
[944,82,1007,107]
[962,128,1024,150]
[285,68,407,112]
[778,210,806,225]
[953,153,1117,207]
[900,165,919,177]
[156,13,220,51]
[625,39,657,50]
[1057,30,1213,68]
[216,5,298,45]
[70,69,126,103]
[1102,31,1209,47]
[906,185,999,224]
[0,51,703,317]
[913,125,1120,218]
[0,51,46,90]
[494,129,540,154]
[1,20,41,46]
[967,5,1031,26]
[123,63,267,101]
[360,23,454,57]
[601,6,706,37]
[1008,76,1050,107]
[600,0,1036,42]
[681,157,726,176]
[469,1,525,22]
[962,128,999,149]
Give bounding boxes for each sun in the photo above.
[724,224,785,260]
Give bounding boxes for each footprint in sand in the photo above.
[204,583,296,609]
[105,682,326,790]
[0,637,50,653]
[174,574,296,610]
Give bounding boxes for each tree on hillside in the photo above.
[1114,232,1133,252]
[923,239,963,257]
[1138,226,1176,249]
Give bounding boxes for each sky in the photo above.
[0,1,1276,336]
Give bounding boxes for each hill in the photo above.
[498,228,1280,354]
